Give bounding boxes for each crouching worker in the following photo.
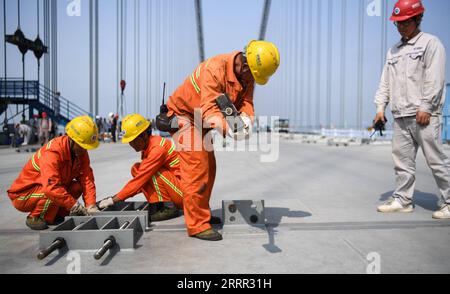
[7,116,100,230]
[97,114,183,221]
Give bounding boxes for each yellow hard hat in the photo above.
[121,113,151,144]
[65,116,100,150]
[245,40,280,85]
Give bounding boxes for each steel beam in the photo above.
[259,0,271,41]
[194,0,205,62]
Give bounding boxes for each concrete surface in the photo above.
[0,134,449,274]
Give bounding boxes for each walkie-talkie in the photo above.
[156,82,179,132]
[370,117,387,138]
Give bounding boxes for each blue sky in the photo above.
[1,0,450,129]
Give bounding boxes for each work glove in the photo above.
[227,115,252,141]
[87,205,100,214]
[70,203,91,216]
[97,197,115,210]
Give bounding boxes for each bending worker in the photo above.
[165,41,280,241]
[15,123,32,146]
[7,116,100,230]
[97,114,183,221]
[374,0,450,219]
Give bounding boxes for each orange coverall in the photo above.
[7,136,97,223]
[116,135,183,208]
[167,51,255,236]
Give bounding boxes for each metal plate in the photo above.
[222,200,266,227]
[39,216,144,250]
[92,201,150,228]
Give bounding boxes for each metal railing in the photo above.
[0,78,39,99]
[38,84,92,122]
[1,78,91,124]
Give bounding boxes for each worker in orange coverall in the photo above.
[164,40,280,241]
[97,114,183,221]
[7,116,100,230]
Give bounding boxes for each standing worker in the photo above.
[29,114,40,144]
[39,112,52,146]
[97,114,183,221]
[111,114,119,143]
[374,0,450,219]
[165,41,280,240]
[7,116,100,230]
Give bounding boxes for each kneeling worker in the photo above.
[97,114,183,221]
[7,116,100,230]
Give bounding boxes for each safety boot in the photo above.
[150,206,180,222]
[193,228,223,241]
[26,216,48,230]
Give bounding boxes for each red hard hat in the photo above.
[390,0,425,22]
[120,80,126,91]
[42,112,47,118]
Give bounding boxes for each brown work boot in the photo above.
[193,228,223,241]
[150,206,180,222]
[26,216,48,230]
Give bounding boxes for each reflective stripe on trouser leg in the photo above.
[12,186,63,223]
[144,170,184,208]
[152,175,163,202]
[17,193,45,201]
[33,197,59,223]
[156,170,183,209]
[157,172,183,197]
[39,199,52,219]
[392,117,420,206]
[152,176,163,202]
[12,192,45,213]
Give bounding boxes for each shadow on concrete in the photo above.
[44,246,69,266]
[210,209,224,230]
[99,246,119,266]
[379,190,440,212]
[262,226,282,254]
[265,207,312,227]
[212,207,311,254]
[263,208,311,254]
[98,244,144,266]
